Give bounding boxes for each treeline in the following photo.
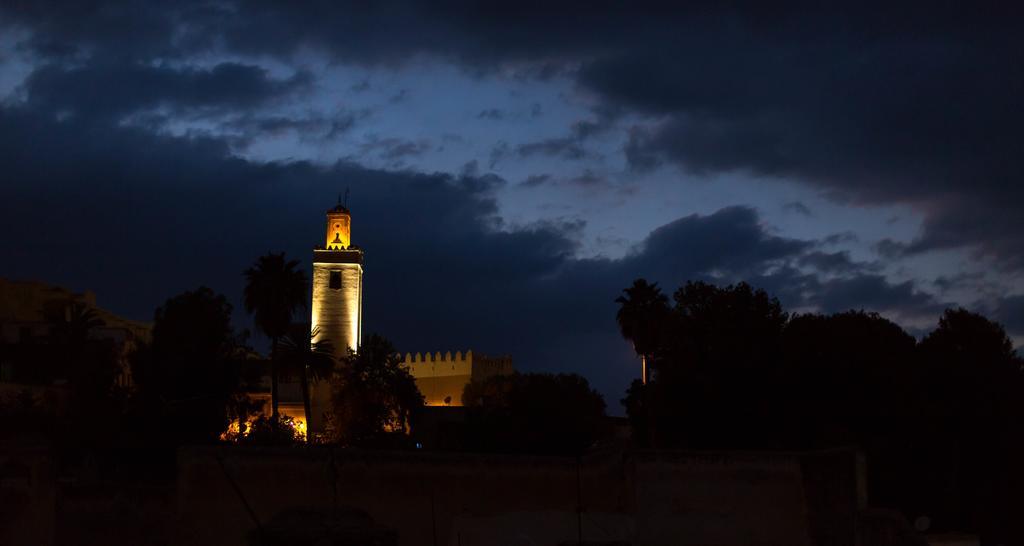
[6,263,1021,540]
[617,279,1023,541]
[0,254,428,467]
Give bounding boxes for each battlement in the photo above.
[401,350,512,374]
[312,244,362,251]
[312,248,363,265]
[403,350,472,364]
[401,350,514,406]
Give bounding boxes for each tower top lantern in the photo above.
[325,205,351,250]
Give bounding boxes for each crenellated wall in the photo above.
[401,351,513,406]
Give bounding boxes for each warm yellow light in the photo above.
[220,411,307,442]
[325,209,351,249]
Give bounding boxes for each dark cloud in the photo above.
[4,2,207,61]
[487,141,509,169]
[21,61,312,123]
[568,170,606,188]
[623,126,662,172]
[222,112,357,144]
[627,206,810,281]
[813,275,943,319]
[1,1,1011,403]
[520,174,552,188]
[357,136,432,163]
[477,108,504,120]
[388,89,410,103]
[797,251,865,274]
[0,94,947,406]
[933,272,987,295]
[822,232,859,246]
[459,159,480,177]
[571,119,611,140]
[113,1,1019,268]
[783,201,812,217]
[517,137,588,160]
[994,295,1024,337]
[11,4,1019,271]
[516,111,620,161]
[874,239,907,260]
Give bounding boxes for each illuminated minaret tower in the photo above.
[308,201,363,433]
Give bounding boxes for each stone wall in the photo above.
[176,446,868,546]
[0,447,56,546]
[403,351,514,406]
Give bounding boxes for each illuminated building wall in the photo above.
[403,351,513,406]
[308,205,363,434]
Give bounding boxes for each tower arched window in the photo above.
[329,271,341,290]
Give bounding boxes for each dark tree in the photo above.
[912,309,1024,541]
[781,311,918,441]
[462,372,607,455]
[31,299,124,449]
[243,252,308,419]
[615,279,669,385]
[278,324,335,442]
[623,281,788,448]
[46,300,106,346]
[329,334,423,446]
[130,287,241,444]
[616,279,1024,544]
[781,311,922,515]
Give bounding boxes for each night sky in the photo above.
[1,3,1022,408]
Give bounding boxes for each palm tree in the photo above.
[243,252,308,419]
[45,300,108,383]
[279,324,335,442]
[49,300,106,345]
[615,279,669,384]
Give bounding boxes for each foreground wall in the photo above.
[177,446,865,546]
[0,447,55,546]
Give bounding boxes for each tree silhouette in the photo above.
[130,287,240,444]
[615,279,669,384]
[912,309,1024,540]
[329,334,423,446]
[462,372,607,455]
[46,300,106,346]
[781,311,918,442]
[622,280,788,448]
[278,324,335,442]
[36,299,111,385]
[616,279,1024,543]
[243,252,308,420]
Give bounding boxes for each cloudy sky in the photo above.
[1,2,1021,408]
